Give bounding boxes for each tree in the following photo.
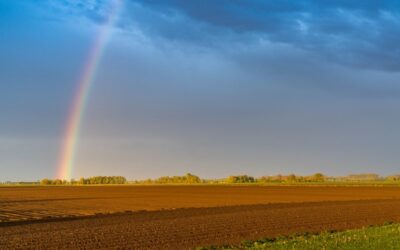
[78,177,85,185]
[40,179,51,185]
[386,175,400,181]
[226,175,255,183]
[185,173,201,183]
[286,174,297,182]
[53,179,63,185]
[311,173,325,182]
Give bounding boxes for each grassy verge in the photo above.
[198,223,400,250]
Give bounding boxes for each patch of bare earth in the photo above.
[1,186,400,249]
[1,199,400,249]
[1,185,400,222]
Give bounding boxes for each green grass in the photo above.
[198,223,400,250]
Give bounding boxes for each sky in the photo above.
[1,0,400,181]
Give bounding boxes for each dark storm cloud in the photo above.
[124,0,400,71]
[46,0,400,71]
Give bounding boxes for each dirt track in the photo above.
[2,199,400,249]
[1,185,400,249]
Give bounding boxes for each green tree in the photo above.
[78,177,85,185]
[53,179,63,185]
[40,179,51,185]
[312,173,325,182]
[286,174,297,182]
[185,173,201,183]
[226,175,255,183]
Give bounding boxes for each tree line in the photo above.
[134,173,327,184]
[132,173,202,184]
[40,176,126,185]
[35,173,400,186]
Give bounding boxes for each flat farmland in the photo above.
[2,185,400,222]
[1,185,400,249]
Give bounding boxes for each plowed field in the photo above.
[1,185,400,249]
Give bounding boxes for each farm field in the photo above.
[1,185,400,222]
[1,185,400,249]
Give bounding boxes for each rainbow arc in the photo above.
[57,0,124,180]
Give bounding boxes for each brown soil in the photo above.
[1,199,400,249]
[1,185,400,249]
[1,185,400,222]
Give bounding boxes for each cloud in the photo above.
[43,0,400,71]
[123,0,400,71]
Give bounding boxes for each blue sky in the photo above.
[1,0,400,181]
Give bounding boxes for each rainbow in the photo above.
[57,0,124,180]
